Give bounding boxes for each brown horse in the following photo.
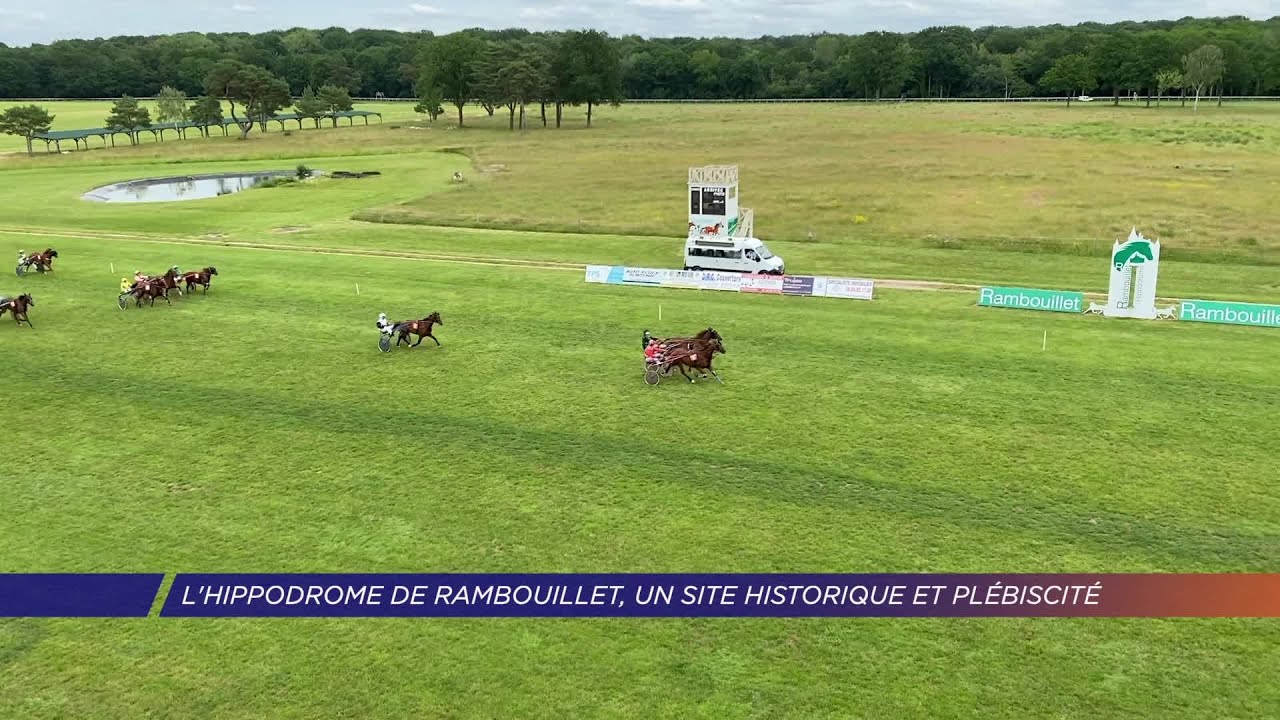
[23,248,58,273]
[394,311,443,347]
[130,280,171,307]
[0,293,35,326]
[181,266,218,294]
[664,336,725,383]
[152,268,183,298]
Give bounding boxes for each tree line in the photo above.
[0,16,1277,104]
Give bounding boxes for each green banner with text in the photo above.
[978,286,1084,313]
[1179,299,1280,328]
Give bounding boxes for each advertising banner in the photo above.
[741,274,784,294]
[978,286,1084,313]
[1179,299,1280,328]
[584,266,611,284]
[823,277,875,300]
[664,270,703,289]
[696,271,743,292]
[782,276,816,296]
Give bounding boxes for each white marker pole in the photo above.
[1042,331,1047,351]
[110,263,114,274]
[355,283,360,295]
[659,304,662,321]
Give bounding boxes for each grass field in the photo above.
[2,100,1278,718]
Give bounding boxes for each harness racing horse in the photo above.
[16,248,57,276]
[129,280,172,307]
[0,293,35,327]
[152,268,183,299]
[664,336,725,383]
[181,266,218,294]
[394,311,443,347]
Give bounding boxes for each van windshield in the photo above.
[756,245,774,259]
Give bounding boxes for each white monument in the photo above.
[1104,228,1161,319]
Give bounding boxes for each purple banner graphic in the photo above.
[782,276,816,296]
[154,573,1280,618]
[0,574,165,617]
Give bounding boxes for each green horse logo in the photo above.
[1113,240,1154,271]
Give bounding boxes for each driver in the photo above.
[376,312,395,335]
[120,277,132,293]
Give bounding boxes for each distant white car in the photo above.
[1076,95,1094,102]
[683,236,784,275]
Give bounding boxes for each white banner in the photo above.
[665,270,703,289]
[695,271,743,292]
[741,273,784,294]
[822,277,874,300]
[622,267,667,285]
[584,265,611,284]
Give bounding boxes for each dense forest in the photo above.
[0,16,1277,102]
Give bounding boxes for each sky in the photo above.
[0,0,1274,46]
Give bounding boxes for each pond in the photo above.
[82,171,298,203]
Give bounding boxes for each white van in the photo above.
[683,236,784,275]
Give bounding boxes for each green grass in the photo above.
[2,236,1277,718]
[1,99,1278,718]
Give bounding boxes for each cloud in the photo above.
[628,0,705,8]
[231,3,256,12]
[408,3,441,13]
[0,7,48,21]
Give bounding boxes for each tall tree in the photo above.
[104,95,151,145]
[842,32,912,99]
[422,31,484,128]
[1154,68,1182,107]
[294,86,327,128]
[560,30,624,127]
[1040,54,1095,107]
[317,84,354,127]
[203,60,291,139]
[0,104,54,156]
[187,95,223,137]
[1182,44,1225,111]
[155,85,188,125]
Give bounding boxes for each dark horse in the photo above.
[129,279,172,307]
[394,311,443,347]
[23,248,58,273]
[664,336,725,383]
[152,268,183,298]
[181,266,218,294]
[0,293,35,326]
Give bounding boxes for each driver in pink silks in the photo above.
[645,339,663,363]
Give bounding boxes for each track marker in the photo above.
[659,304,662,321]
[356,283,361,295]
[1042,331,1047,351]
[110,263,114,274]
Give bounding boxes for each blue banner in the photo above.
[0,574,164,617]
[160,573,1119,618]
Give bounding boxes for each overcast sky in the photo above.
[1,1,1274,46]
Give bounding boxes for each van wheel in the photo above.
[690,266,702,272]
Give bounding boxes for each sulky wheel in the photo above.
[117,294,128,310]
[644,367,660,386]
[378,334,392,353]
[14,264,25,277]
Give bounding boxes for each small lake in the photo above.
[82,171,297,203]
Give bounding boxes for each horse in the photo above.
[152,268,183,299]
[394,311,443,347]
[659,327,721,348]
[130,280,171,307]
[25,248,58,273]
[0,293,35,326]
[664,336,725,383]
[181,266,218,294]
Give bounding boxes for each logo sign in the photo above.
[665,270,702,289]
[1179,300,1280,328]
[741,274,783,294]
[978,286,1084,313]
[696,271,742,293]
[823,277,874,300]
[622,267,665,286]
[782,276,816,296]
[1105,228,1160,319]
[584,266,610,284]
[605,266,625,285]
